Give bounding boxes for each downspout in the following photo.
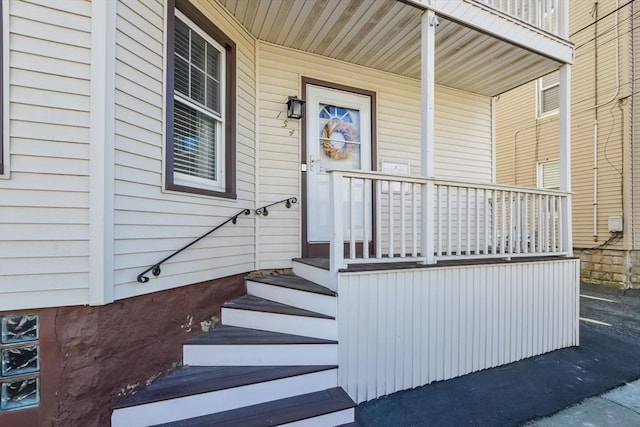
[593,2,599,241]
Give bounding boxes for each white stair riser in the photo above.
[247,281,337,316]
[222,308,337,340]
[292,262,334,291]
[111,369,338,427]
[183,343,338,366]
[282,408,355,426]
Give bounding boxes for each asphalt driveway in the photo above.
[356,283,640,427]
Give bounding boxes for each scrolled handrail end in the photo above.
[137,274,150,283]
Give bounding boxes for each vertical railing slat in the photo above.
[401,181,407,258]
[376,180,382,259]
[388,181,394,259]
[475,188,480,256]
[436,184,442,257]
[350,177,356,260]
[363,178,370,259]
[500,191,506,254]
[447,186,452,256]
[466,187,471,256]
[412,183,418,257]
[457,186,462,256]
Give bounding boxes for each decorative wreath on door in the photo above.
[321,120,357,160]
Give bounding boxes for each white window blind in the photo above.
[538,71,559,116]
[537,159,560,190]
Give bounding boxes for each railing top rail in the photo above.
[328,169,570,197]
[430,178,571,197]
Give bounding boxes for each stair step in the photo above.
[222,296,337,340]
[248,274,336,296]
[223,295,333,319]
[111,365,338,427]
[151,387,355,427]
[247,274,337,316]
[292,259,333,290]
[183,326,338,366]
[185,325,336,345]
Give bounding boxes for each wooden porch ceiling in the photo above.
[219,0,563,96]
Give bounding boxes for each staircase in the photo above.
[111,261,357,426]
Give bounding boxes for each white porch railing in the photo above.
[329,170,570,272]
[473,0,560,34]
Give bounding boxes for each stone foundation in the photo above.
[575,249,640,289]
[0,274,246,427]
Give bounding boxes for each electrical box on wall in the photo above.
[608,215,623,233]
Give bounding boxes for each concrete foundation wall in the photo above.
[0,274,245,427]
[576,249,640,289]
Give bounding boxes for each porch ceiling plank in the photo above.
[307,0,368,54]
[217,0,567,96]
[340,0,413,64]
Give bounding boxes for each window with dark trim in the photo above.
[166,0,236,198]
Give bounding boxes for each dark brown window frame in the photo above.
[165,0,236,199]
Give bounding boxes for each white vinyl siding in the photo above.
[112,0,256,300]
[257,42,492,269]
[0,0,92,311]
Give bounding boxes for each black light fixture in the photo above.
[286,96,306,119]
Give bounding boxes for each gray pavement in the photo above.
[356,283,640,426]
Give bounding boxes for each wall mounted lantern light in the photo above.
[286,96,306,119]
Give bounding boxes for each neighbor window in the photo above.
[537,71,559,116]
[166,0,236,198]
[537,159,560,190]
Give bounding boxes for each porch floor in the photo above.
[294,255,576,273]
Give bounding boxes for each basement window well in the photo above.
[0,314,39,411]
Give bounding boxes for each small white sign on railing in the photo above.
[380,160,410,194]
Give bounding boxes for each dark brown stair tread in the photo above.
[293,257,330,270]
[152,387,355,427]
[248,273,336,296]
[113,365,337,409]
[185,325,337,345]
[223,295,334,319]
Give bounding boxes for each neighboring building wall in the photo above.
[496,0,636,287]
[257,42,493,269]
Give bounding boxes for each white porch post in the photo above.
[330,171,345,280]
[421,10,436,264]
[559,63,573,256]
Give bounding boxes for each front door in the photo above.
[302,82,374,257]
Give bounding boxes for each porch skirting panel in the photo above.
[337,259,580,403]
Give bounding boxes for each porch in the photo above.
[321,170,573,288]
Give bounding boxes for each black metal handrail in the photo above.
[137,208,251,283]
[255,197,297,216]
[136,197,297,283]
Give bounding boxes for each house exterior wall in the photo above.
[0,0,259,311]
[112,0,258,301]
[0,0,93,311]
[256,42,493,269]
[495,0,636,287]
